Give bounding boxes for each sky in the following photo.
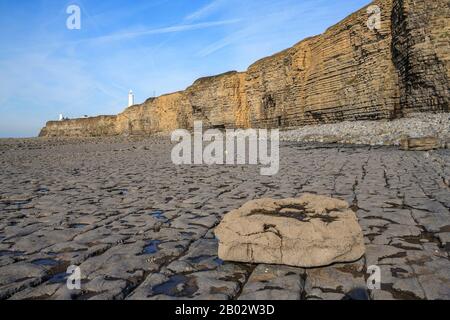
[0,0,372,138]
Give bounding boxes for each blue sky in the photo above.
[0,0,371,138]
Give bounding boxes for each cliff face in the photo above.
[115,92,192,135]
[39,116,117,137]
[392,0,450,114]
[186,71,248,129]
[39,0,449,137]
[246,0,400,128]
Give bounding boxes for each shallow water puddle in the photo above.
[152,275,199,297]
[142,240,161,254]
[0,250,24,257]
[36,188,50,194]
[44,260,73,285]
[187,255,211,264]
[48,272,68,284]
[150,210,169,223]
[69,223,89,229]
[32,258,60,266]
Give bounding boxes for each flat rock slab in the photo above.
[215,194,366,268]
[400,137,441,151]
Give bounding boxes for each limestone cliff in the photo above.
[247,0,400,128]
[39,115,117,137]
[186,71,248,129]
[115,92,192,135]
[39,0,449,137]
[392,0,450,114]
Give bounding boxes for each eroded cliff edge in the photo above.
[39,0,449,138]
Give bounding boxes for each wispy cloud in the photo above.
[1,18,241,55]
[184,0,226,22]
[84,19,241,44]
[196,0,334,57]
[198,28,249,57]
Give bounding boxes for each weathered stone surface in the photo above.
[39,0,449,138]
[400,137,441,151]
[238,264,305,300]
[1,138,449,300]
[392,0,450,115]
[215,194,366,268]
[304,259,368,300]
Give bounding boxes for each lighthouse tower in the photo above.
[128,90,135,107]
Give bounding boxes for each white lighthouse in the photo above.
[128,90,135,107]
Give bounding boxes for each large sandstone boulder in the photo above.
[215,194,366,268]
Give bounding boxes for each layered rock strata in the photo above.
[39,0,449,137]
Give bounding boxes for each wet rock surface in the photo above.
[215,195,365,267]
[0,137,449,300]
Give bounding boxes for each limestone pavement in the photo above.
[0,137,449,300]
